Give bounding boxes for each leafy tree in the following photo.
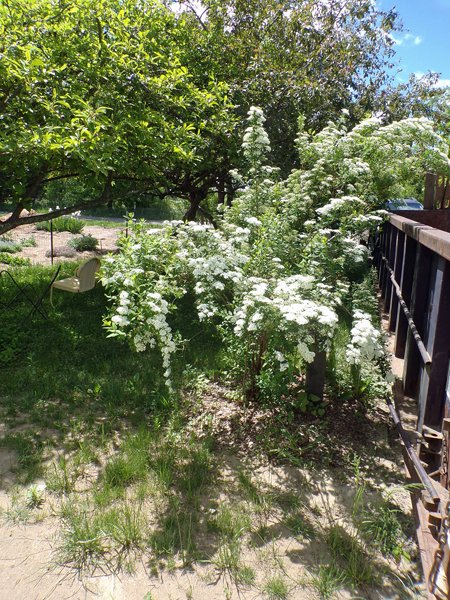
[171,0,401,176]
[0,0,233,234]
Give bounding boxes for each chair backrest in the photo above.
[76,258,101,292]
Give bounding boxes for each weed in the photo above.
[360,502,408,560]
[2,431,44,482]
[60,502,106,570]
[210,504,253,585]
[149,452,175,489]
[103,456,146,488]
[74,440,98,468]
[327,524,375,588]
[238,565,256,585]
[311,564,346,599]
[5,490,32,523]
[46,456,77,495]
[208,504,251,540]
[93,483,124,507]
[0,239,22,253]
[0,252,31,266]
[149,497,197,565]
[284,512,315,539]
[20,236,37,247]
[178,445,212,500]
[264,576,289,599]
[99,503,146,555]
[238,469,263,505]
[351,457,409,561]
[102,431,151,489]
[26,484,46,508]
[213,538,242,579]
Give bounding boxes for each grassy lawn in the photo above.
[0,263,423,599]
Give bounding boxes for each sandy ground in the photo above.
[0,473,416,600]
[6,222,122,266]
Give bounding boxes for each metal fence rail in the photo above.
[376,212,450,598]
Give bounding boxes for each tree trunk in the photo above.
[217,176,225,205]
[226,180,234,207]
[183,189,207,221]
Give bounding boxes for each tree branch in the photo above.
[0,174,113,236]
[41,173,80,184]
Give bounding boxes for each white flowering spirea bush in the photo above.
[102,107,449,402]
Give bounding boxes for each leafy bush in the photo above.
[102,109,449,402]
[0,239,22,253]
[36,216,84,234]
[68,235,99,252]
[20,236,37,248]
[0,253,31,266]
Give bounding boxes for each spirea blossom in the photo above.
[346,310,383,365]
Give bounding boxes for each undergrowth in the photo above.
[0,264,418,598]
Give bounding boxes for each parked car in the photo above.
[385,198,423,211]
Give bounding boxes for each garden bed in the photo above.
[3,220,122,266]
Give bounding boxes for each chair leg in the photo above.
[50,286,54,307]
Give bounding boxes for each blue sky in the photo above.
[379,0,450,86]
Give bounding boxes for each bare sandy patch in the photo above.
[6,221,122,266]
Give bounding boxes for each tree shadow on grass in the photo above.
[0,265,222,488]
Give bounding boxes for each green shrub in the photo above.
[36,216,84,234]
[68,235,99,252]
[0,253,31,266]
[20,236,37,248]
[0,239,22,253]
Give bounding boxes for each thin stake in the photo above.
[50,218,54,265]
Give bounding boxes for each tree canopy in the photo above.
[172,0,401,172]
[0,0,441,232]
[0,0,233,233]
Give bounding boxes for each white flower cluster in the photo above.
[232,274,339,366]
[101,110,450,398]
[346,310,383,365]
[316,196,365,216]
[111,290,131,327]
[140,291,176,390]
[242,106,271,164]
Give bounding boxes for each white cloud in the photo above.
[434,78,450,89]
[415,72,450,89]
[413,72,449,87]
[391,32,423,47]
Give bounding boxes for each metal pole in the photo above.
[381,255,432,366]
[50,218,54,265]
[386,395,440,505]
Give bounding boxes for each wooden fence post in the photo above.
[395,236,417,358]
[403,245,433,398]
[305,350,326,399]
[418,257,450,430]
[384,227,397,312]
[388,230,405,332]
[424,172,437,209]
[379,223,389,292]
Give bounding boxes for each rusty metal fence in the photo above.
[376,211,450,597]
